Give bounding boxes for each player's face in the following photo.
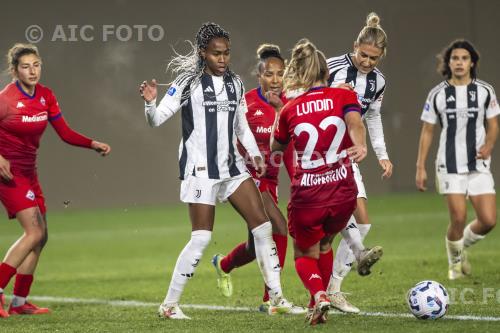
[258,57,285,96]
[449,48,473,80]
[352,43,383,74]
[202,37,230,76]
[15,54,41,88]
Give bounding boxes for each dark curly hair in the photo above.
[437,39,480,79]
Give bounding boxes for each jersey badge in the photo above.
[40,96,46,106]
[167,86,176,96]
[25,190,35,201]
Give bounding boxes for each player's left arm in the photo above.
[365,86,392,178]
[48,92,111,156]
[235,90,266,177]
[478,116,498,159]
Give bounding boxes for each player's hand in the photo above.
[415,167,427,192]
[140,79,157,103]
[476,143,493,160]
[379,159,393,179]
[0,155,13,181]
[336,83,354,91]
[264,91,284,110]
[253,156,267,178]
[91,141,111,156]
[347,144,367,163]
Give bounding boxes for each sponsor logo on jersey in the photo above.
[300,165,348,187]
[40,96,46,106]
[256,125,272,134]
[22,112,48,123]
[204,86,214,93]
[202,100,237,112]
[16,101,25,108]
[253,110,264,116]
[296,98,334,116]
[446,95,455,103]
[167,86,176,96]
[25,190,35,201]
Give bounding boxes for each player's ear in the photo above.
[200,48,206,60]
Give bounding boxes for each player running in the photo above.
[211,44,304,314]
[416,39,498,280]
[0,43,111,318]
[139,23,294,320]
[271,38,368,325]
[323,12,389,313]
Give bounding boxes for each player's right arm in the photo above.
[416,91,438,192]
[140,75,185,127]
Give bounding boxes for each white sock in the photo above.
[163,230,212,306]
[252,222,282,301]
[327,273,343,294]
[445,237,463,266]
[358,223,372,240]
[332,238,356,280]
[340,216,364,260]
[11,296,26,307]
[0,288,3,294]
[463,224,486,248]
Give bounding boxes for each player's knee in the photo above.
[39,230,48,249]
[25,229,44,247]
[480,214,497,231]
[190,230,212,251]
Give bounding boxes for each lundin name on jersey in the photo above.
[296,98,334,116]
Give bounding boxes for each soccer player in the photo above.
[416,39,499,280]
[271,38,368,325]
[210,44,304,314]
[0,43,111,318]
[324,12,388,313]
[139,23,294,320]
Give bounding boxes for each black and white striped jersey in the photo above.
[421,79,500,174]
[327,53,389,160]
[145,72,261,180]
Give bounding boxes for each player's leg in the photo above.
[462,193,496,275]
[227,178,291,313]
[0,207,46,318]
[159,176,216,319]
[444,194,468,280]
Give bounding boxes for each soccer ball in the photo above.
[407,280,449,320]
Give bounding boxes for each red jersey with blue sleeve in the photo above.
[237,87,288,180]
[274,87,361,208]
[0,82,92,174]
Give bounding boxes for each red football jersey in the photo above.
[238,87,288,180]
[274,87,361,208]
[0,82,62,172]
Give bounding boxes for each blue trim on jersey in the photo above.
[48,113,62,121]
[257,87,268,103]
[308,86,324,92]
[15,81,37,99]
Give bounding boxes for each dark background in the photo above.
[0,0,498,211]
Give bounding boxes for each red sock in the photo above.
[318,249,333,290]
[263,234,288,302]
[0,262,17,290]
[220,242,255,274]
[294,256,325,298]
[13,274,34,298]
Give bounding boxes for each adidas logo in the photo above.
[204,86,214,93]
[446,95,455,103]
[253,110,264,116]
[17,101,25,108]
[309,273,321,281]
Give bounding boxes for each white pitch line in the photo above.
[12,295,500,322]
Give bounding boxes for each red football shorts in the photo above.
[288,198,357,250]
[252,176,278,204]
[0,171,46,219]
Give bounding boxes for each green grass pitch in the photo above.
[0,192,499,332]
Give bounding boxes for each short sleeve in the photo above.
[47,89,62,122]
[485,86,500,119]
[342,90,361,114]
[420,90,438,124]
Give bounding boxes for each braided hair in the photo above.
[167,22,236,94]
